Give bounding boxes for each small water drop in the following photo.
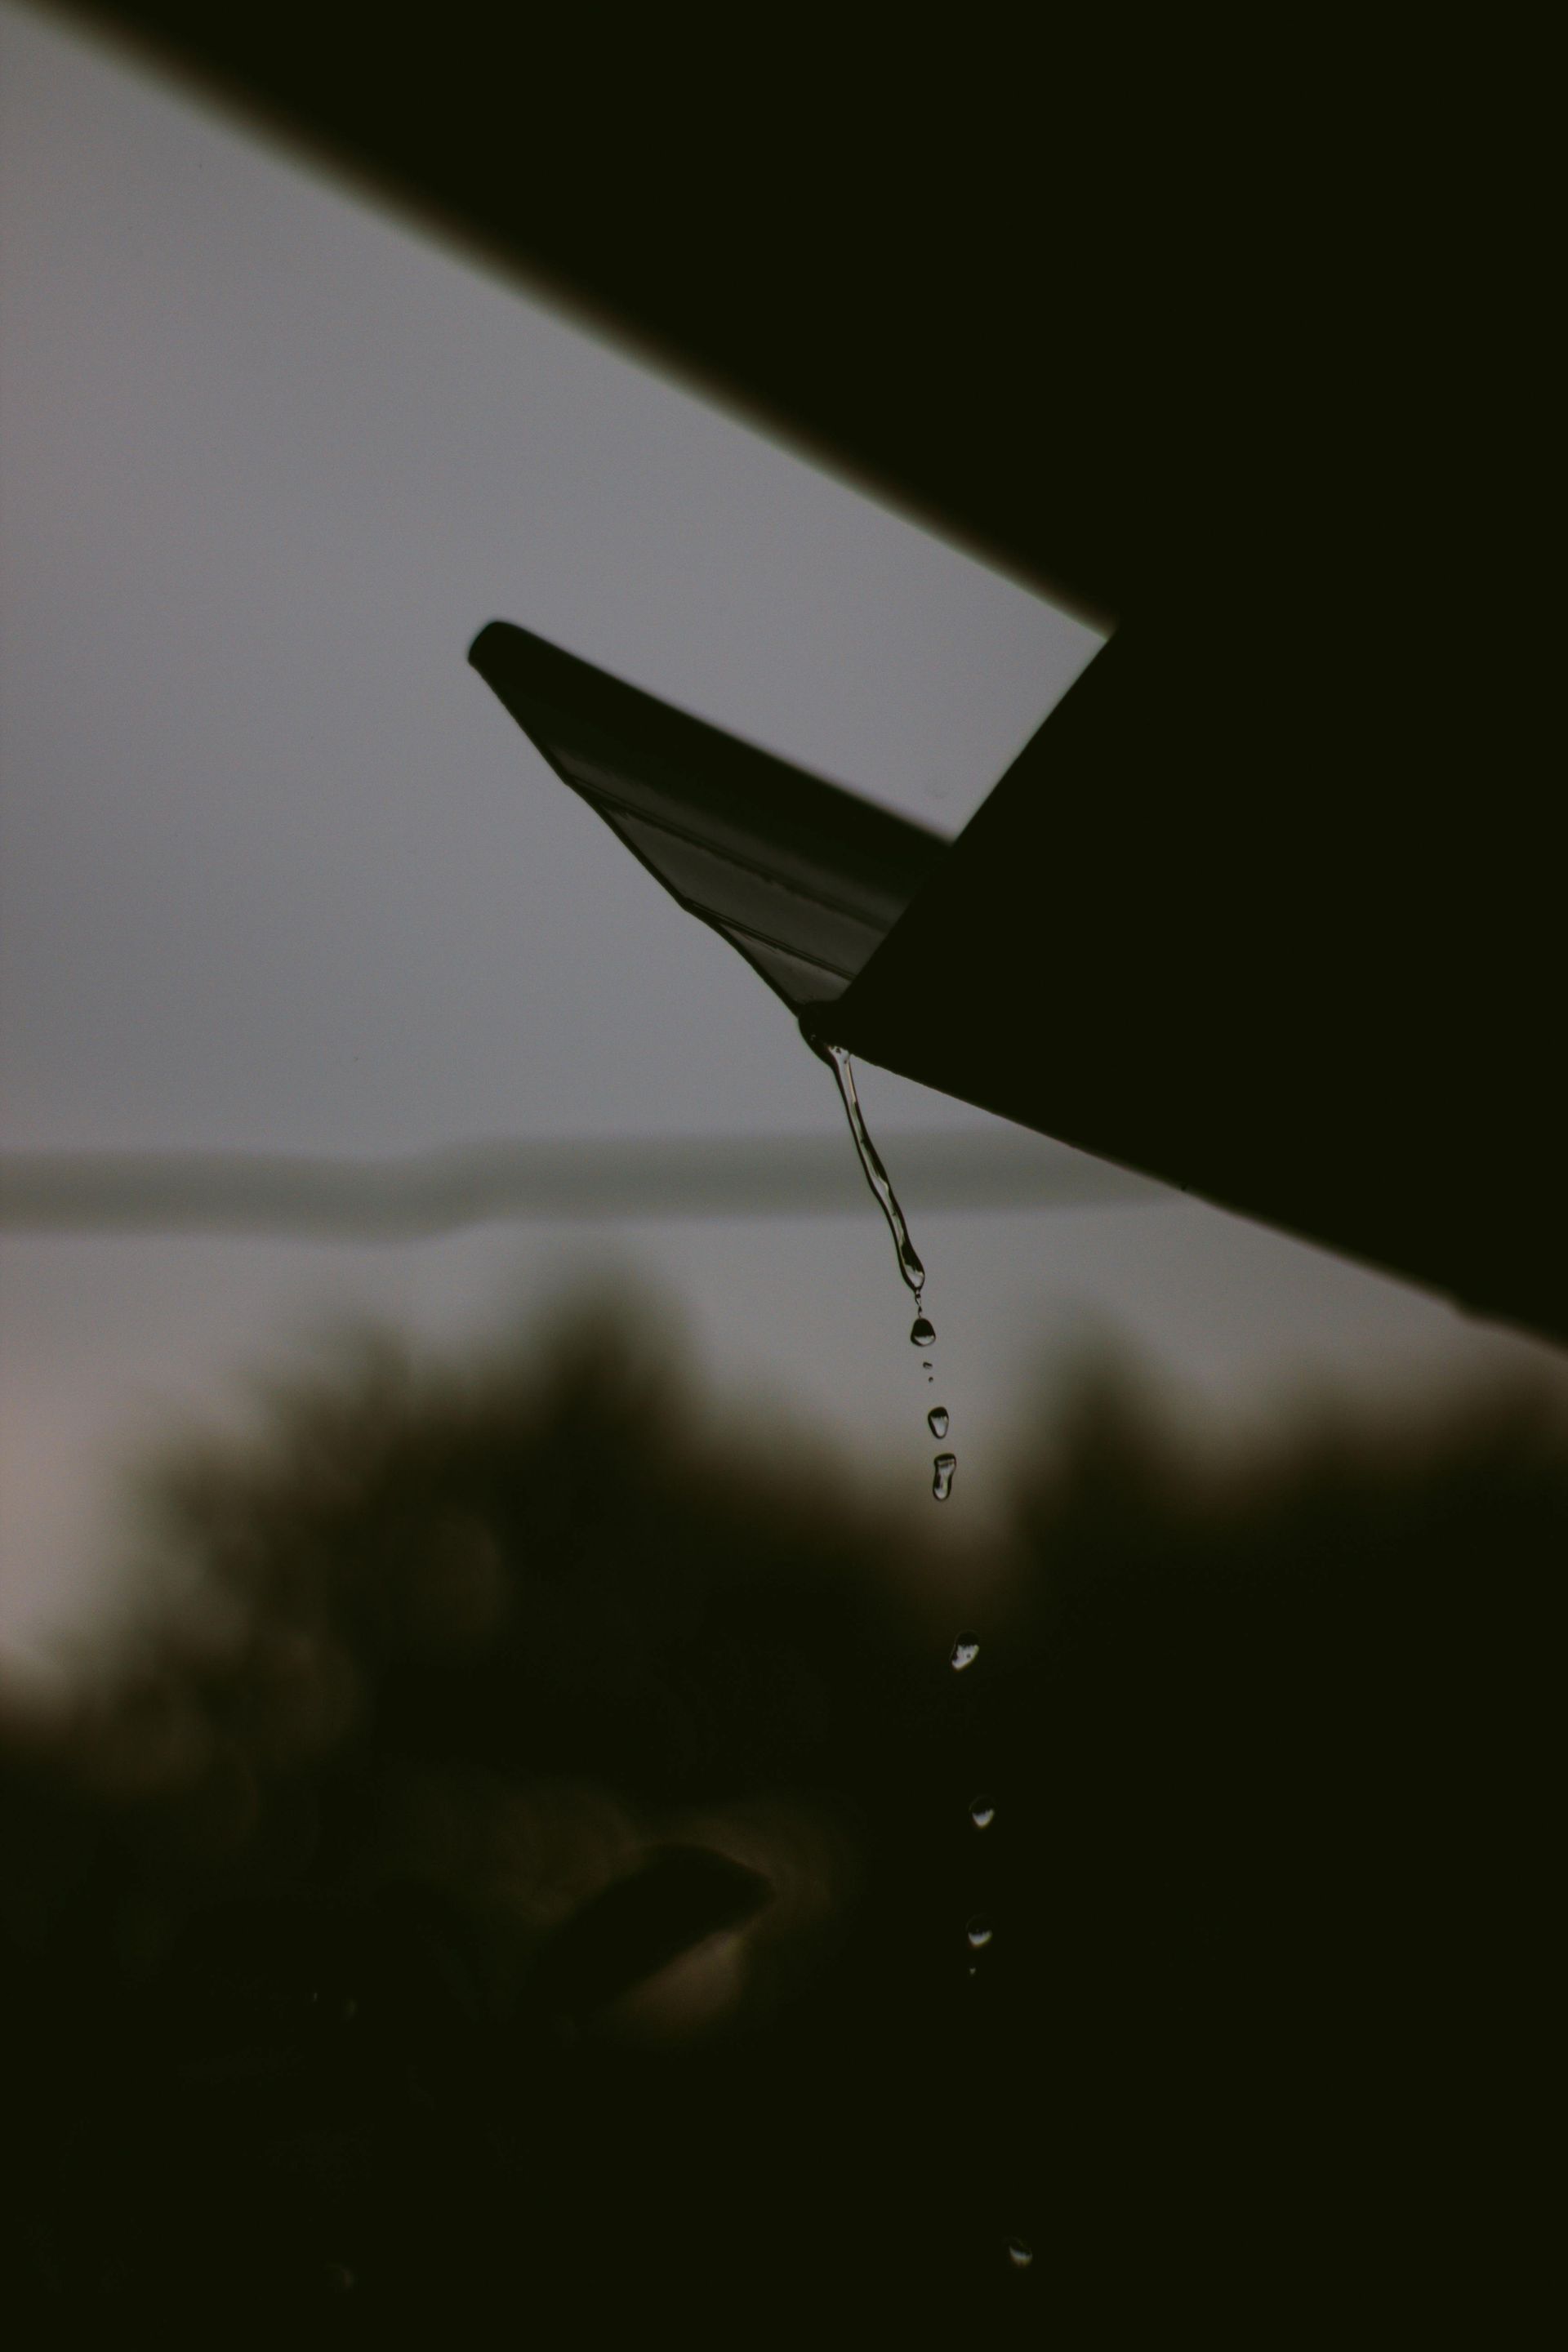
[969,1796,996,1831]
[325,2262,356,2293]
[950,1637,980,1672]
[931,1452,956,1501]
[927,1405,949,1439]
[910,1315,936,1348]
[966,1917,993,1950]
[967,1964,978,1978]
[1007,2239,1034,2270]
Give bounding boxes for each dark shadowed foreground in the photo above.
[2,1297,1561,2339]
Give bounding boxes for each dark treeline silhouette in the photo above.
[2,1294,1561,2337]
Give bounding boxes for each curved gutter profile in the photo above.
[474,617,1566,1352]
[467,622,944,1014]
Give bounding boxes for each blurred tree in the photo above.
[2,1294,1561,2335]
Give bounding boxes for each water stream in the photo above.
[813,1040,926,1298]
[812,1038,955,1502]
[813,1035,1026,2275]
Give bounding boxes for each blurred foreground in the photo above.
[2,1293,1561,2336]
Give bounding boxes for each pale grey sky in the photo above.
[4,0,1565,1676]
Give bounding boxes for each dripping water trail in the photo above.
[811,1036,954,1501]
[812,1040,925,1297]
[806,1036,1019,2273]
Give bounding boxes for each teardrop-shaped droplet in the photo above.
[969,1796,996,1831]
[1007,2239,1034,2270]
[950,1637,979,1672]
[932,1452,956,1501]
[910,1315,936,1348]
[927,1405,950,1440]
[966,1916,993,1950]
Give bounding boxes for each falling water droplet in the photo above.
[967,1964,978,1979]
[966,1916,994,1949]
[950,1637,979,1672]
[910,1314,936,1348]
[1008,2239,1034,2270]
[969,1796,996,1831]
[927,1405,949,1440]
[813,1040,926,1295]
[325,2262,357,2292]
[932,1453,956,1501]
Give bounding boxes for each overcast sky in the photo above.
[4,0,1566,1677]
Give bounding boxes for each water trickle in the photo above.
[810,1032,1010,2272]
[813,1040,925,1295]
